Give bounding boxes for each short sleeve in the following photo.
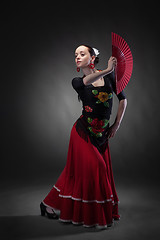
[107,71,126,101]
[72,77,85,94]
[117,90,126,101]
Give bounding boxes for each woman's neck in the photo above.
[82,67,98,77]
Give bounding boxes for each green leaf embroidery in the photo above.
[88,127,92,131]
[104,101,109,107]
[96,100,101,104]
[102,119,109,128]
[87,118,93,123]
[96,132,102,137]
[92,90,98,95]
[108,93,113,99]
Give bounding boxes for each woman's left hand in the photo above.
[106,122,120,139]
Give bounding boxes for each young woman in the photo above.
[40,45,127,230]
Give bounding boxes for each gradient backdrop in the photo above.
[1,2,159,240]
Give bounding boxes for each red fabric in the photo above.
[112,32,133,95]
[43,120,120,227]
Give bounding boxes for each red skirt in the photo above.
[43,116,120,228]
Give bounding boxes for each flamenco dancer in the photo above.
[40,44,127,229]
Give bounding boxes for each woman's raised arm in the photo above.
[83,56,117,85]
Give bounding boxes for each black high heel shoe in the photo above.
[40,202,58,219]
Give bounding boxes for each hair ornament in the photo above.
[92,47,100,57]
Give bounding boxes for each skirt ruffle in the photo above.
[43,118,120,228]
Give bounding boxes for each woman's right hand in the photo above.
[107,56,117,72]
[83,57,117,85]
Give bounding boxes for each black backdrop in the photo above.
[1,2,159,190]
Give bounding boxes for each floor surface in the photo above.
[1,182,159,240]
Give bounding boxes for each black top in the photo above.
[72,71,126,120]
[71,71,126,154]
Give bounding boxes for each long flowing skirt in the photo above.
[42,116,120,228]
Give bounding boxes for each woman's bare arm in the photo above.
[106,99,127,138]
[83,56,117,85]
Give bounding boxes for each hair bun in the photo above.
[94,56,99,65]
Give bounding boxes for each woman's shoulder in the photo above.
[72,76,85,90]
[104,71,126,100]
[104,71,115,82]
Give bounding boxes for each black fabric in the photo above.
[107,71,126,101]
[75,115,109,154]
[72,71,127,154]
[72,72,126,103]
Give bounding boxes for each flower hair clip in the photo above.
[92,47,100,57]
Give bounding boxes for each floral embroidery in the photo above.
[97,92,109,102]
[92,90,112,108]
[92,90,99,95]
[84,106,93,112]
[87,117,109,137]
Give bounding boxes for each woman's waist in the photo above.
[76,114,109,139]
[82,110,110,120]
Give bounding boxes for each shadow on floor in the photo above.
[0,214,102,240]
[1,185,160,240]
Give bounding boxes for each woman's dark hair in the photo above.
[82,44,99,65]
[77,44,99,102]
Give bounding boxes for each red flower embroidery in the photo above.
[84,106,93,112]
[87,117,109,137]
[90,118,105,134]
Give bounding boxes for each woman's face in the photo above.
[75,46,94,69]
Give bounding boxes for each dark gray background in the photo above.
[1,2,160,240]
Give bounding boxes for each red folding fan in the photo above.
[112,32,133,94]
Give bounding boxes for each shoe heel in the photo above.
[40,202,45,216]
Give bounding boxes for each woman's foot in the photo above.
[40,202,58,219]
[113,214,121,221]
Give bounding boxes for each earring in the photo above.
[89,63,95,69]
[77,67,80,72]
